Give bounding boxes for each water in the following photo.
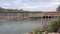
[0,18,55,34]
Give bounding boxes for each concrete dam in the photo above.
[0,12,60,20]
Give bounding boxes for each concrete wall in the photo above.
[0,12,60,19]
[42,12,60,16]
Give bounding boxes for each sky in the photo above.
[0,0,60,11]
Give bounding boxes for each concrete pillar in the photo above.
[48,16,49,18]
[53,16,55,19]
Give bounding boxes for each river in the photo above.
[0,18,56,34]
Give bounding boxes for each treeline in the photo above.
[0,7,25,12]
[0,5,60,12]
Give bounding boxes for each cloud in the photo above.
[3,3,10,6]
[0,0,60,11]
[14,0,22,4]
[22,3,42,9]
[20,0,60,11]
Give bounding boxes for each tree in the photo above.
[19,9,24,12]
[0,7,6,12]
[0,7,24,12]
[57,5,60,11]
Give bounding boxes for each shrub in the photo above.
[47,18,60,32]
[34,28,42,34]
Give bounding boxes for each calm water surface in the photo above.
[0,18,55,34]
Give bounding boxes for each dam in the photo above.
[0,12,60,20]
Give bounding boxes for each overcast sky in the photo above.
[0,0,60,11]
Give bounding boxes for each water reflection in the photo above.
[0,18,55,34]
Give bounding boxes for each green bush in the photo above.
[47,18,60,32]
[34,28,42,34]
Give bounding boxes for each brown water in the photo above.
[0,18,56,34]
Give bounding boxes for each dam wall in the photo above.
[0,12,60,20]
